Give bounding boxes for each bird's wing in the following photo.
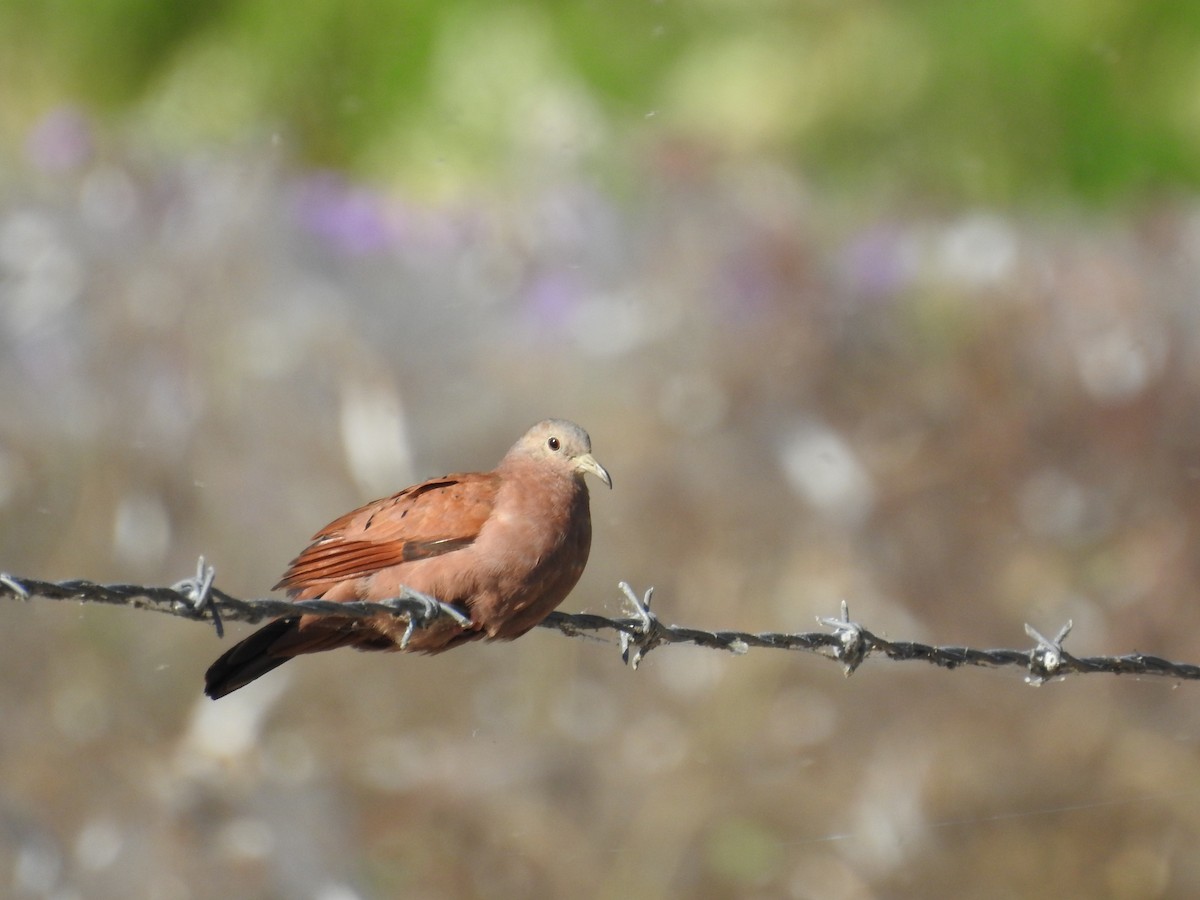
[274,471,501,594]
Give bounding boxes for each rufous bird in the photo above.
[204,419,610,698]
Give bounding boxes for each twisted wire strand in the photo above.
[3,567,1198,683]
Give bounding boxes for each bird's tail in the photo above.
[204,614,399,698]
[204,617,301,699]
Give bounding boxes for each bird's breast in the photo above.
[463,480,591,636]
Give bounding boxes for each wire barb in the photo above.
[1024,620,1074,685]
[0,572,30,600]
[172,556,221,637]
[618,581,662,669]
[2,570,1200,683]
[817,600,868,675]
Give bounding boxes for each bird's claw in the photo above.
[392,588,472,651]
[172,556,223,638]
[1025,620,1073,685]
[618,581,663,669]
[817,600,867,675]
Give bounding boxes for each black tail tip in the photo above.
[203,617,299,699]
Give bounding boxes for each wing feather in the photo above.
[274,472,499,594]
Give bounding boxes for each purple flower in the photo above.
[294,172,397,255]
[840,224,914,300]
[25,107,93,173]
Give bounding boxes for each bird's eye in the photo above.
[548,436,560,451]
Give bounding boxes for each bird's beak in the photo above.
[575,453,612,489]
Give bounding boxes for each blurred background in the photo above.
[3,1,1200,897]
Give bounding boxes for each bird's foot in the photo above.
[390,588,473,650]
[618,582,664,669]
[172,556,223,637]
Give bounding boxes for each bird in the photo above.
[204,419,611,699]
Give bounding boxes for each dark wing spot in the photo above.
[409,479,458,498]
[401,536,477,562]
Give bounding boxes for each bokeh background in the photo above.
[3,2,1200,898]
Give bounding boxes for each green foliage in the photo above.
[4,0,1200,204]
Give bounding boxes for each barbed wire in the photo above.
[2,560,1198,684]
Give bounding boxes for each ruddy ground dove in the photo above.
[204,419,610,698]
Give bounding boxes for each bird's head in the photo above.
[511,419,612,489]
